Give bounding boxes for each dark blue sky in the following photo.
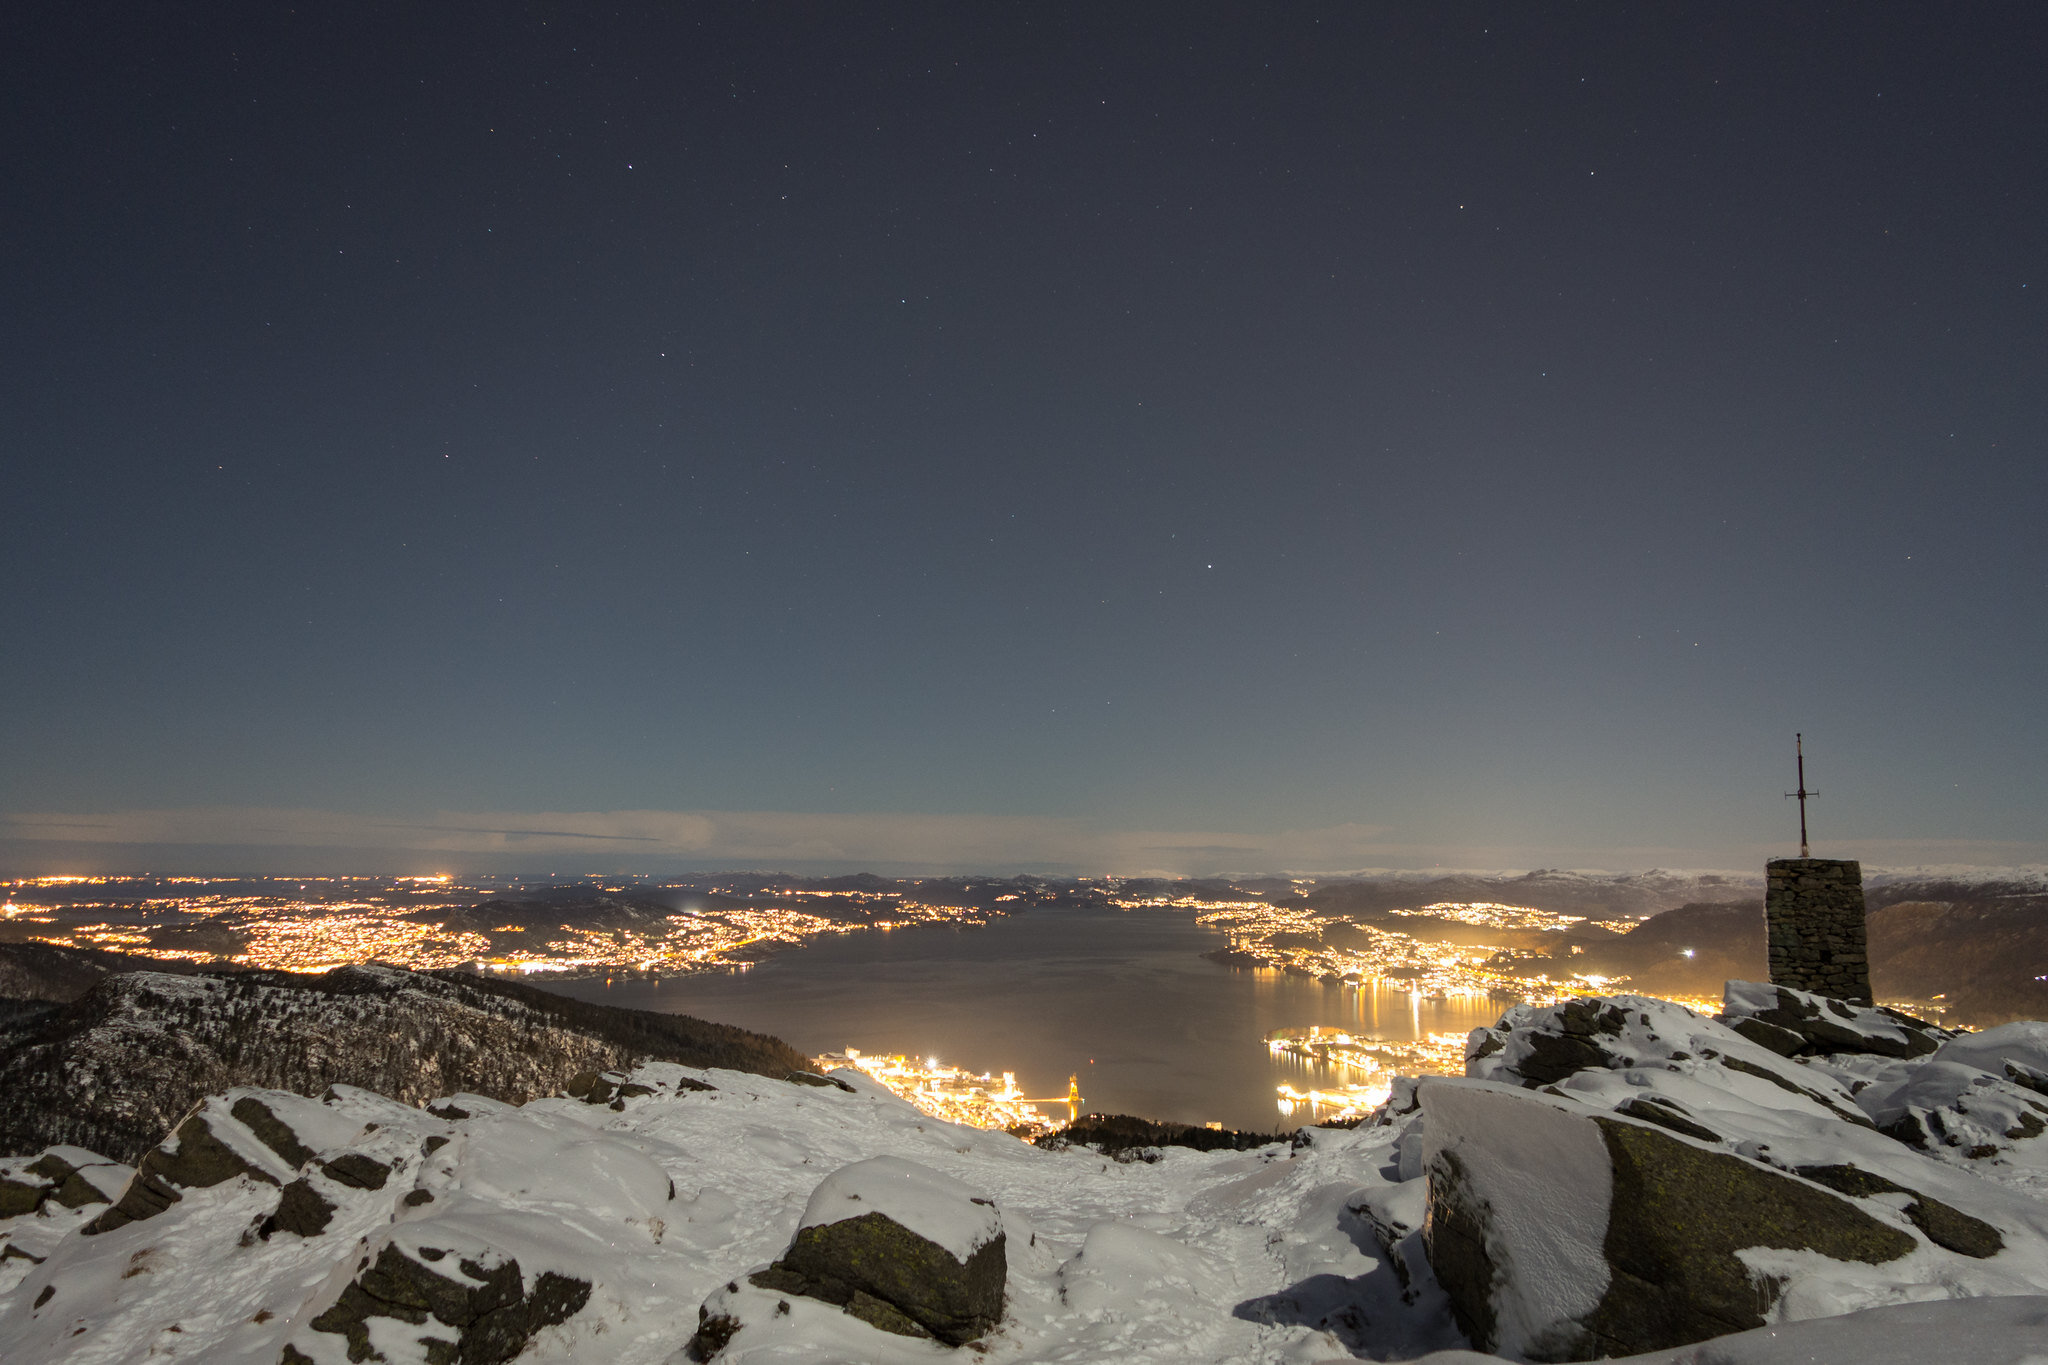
[5,4,2044,873]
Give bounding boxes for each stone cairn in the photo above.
[1764,858,1873,1006]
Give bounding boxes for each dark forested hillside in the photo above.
[0,962,811,1161]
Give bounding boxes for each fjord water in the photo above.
[540,905,1500,1132]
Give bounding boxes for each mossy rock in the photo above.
[1424,1107,1919,1362]
[748,1211,1004,1346]
[303,1243,590,1364]
[1567,1119,1916,1360]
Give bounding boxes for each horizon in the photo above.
[9,858,2045,885]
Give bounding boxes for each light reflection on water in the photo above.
[535,905,1503,1133]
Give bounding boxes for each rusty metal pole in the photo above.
[1785,733,1816,858]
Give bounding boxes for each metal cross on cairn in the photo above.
[1785,733,1818,859]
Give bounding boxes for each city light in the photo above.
[1193,900,1655,1005]
[816,1048,1075,1137]
[1269,1027,1473,1123]
[4,875,1002,976]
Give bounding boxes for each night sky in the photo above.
[5,5,2044,874]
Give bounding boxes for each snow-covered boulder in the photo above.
[0,1146,128,1218]
[1930,1021,2048,1095]
[1466,994,1874,1132]
[694,1155,1006,1354]
[564,1068,668,1108]
[289,1241,592,1365]
[82,1088,363,1233]
[1858,1062,2048,1165]
[1815,1022,2048,1167]
[1719,980,1952,1059]
[0,1147,132,1297]
[1058,1219,1230,1319]
[1412,1078,2048,1360]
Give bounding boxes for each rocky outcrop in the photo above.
[1420,1082,1923,1360]
[83,1088,360,1234]
[1857,1056,2048,1163]
[783,1070,856,1090]
[0,942,210,1004]
[1791,1164,2003,1258]
[693,1156,1006,1355]
[0,1147,128,1219]
[0,963,808,1161]
[297,1243,590,1365]
[6,1070,699,1362]
[1466,993,1873,1129]
[565,1069,660,1107]
[1719,979,1950,1059]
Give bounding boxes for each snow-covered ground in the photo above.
[1,1065,1390,1363]
[4,990,2048,1364]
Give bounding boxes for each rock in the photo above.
[1037,1112,1283,1155]
[426,1092,514,1123]
[319,1152,391,1190]
[565,1069,623,1103]
[1858,1058,2048,1163]
[260,1178,338,1239]
[81,1088,353,1235]
[301,1242,590,1364]
[1721,1014,1808,1057]
[1719,980,1951,1059]
[230,1095,319,1167]
[47,1168,111,1209]
[0,1147,133,1223]
[783,1070,847,1089]
[84,1111,276,1234]
[1791,1165,2003,1257]
[1467,993,1874,1129]
[748,1212,1004,1344]
[691,1156,1005,1355]
[1613,1096,1723,1143]
[1419,1080,1918,1360]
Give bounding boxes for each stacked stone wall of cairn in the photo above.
[1764,858,1872,1005]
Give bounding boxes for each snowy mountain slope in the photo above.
[0,1064,1367,1365]
[3,987,2048,1363]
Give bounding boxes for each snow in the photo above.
[3,998,2048,1364]
[0,1153,135,1297]
[1933,1021,2048,1084]
[1471,994,1871,1127]
[1058,1219,1233,1318]
[797,1155,1002,1261]
[1416,1080,1615,1357]
[1413,1294,2048,1365]
[1721,979,1946,1054]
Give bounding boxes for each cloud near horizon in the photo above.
[2,808,2043,877]
[0,807,1399,875]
